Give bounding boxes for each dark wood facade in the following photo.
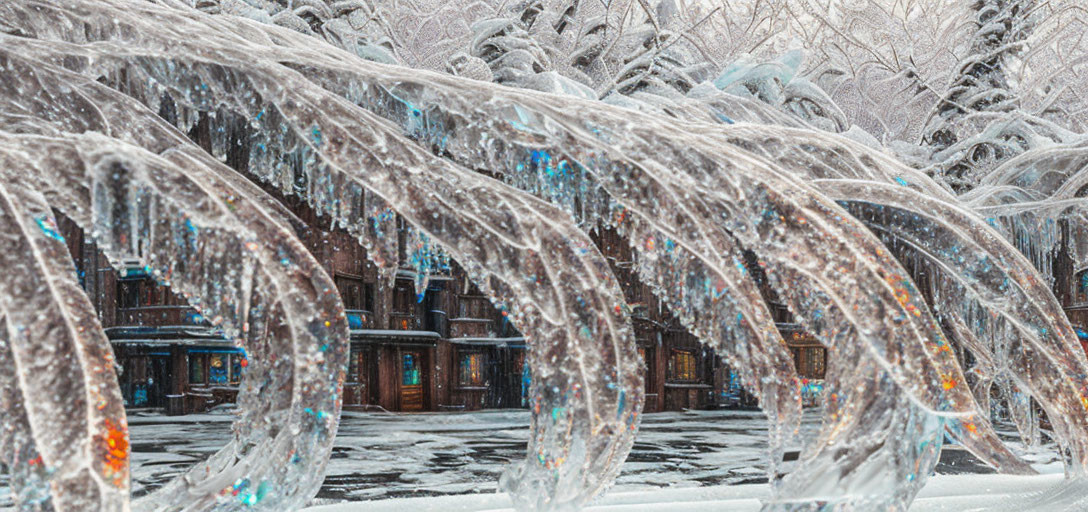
[1051,221,1088,354]
[587,227,829,411]
[55,199,538,414]
[50,106,832,415]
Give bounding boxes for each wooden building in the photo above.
[586,227,830,411]
[55,199,536,414]
[51,108,833,415]
[56,197,834,416]
[1050,225,1088,354]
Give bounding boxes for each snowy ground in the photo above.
[0,408,1066,509]
[303,473,1079,511]
[119,408,788,503]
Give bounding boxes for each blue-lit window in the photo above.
[188,350,245,386]
[208,354,228,384]
[230,355,245,384]
[402,354,421,386]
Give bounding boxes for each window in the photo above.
[189,354,205,384]
[117,278,182,308]
[188,352,245,386]
[347,349,362,383]
[208,354,228,385]
[336,274,374,311]
[458,352,485,386]
[393,284,415,314]
[1078,270,1088,304]
[118,280,141,309]
[668,349,697,382]
[402,353,421,386]
[801,347,826,379]
[363,283,374,311]
[230,355,245,384]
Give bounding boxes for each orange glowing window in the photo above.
[459,352,484,386]
[668,349,697,382]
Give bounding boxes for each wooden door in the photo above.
[400,351,424,411]
[148,356,170,408]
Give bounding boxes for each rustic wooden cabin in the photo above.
[48,107,769,416]
[56,214,244,414]
[1021,222,1088,354]
[590,226,732,412]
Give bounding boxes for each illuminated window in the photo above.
[804,347,826,379]
[668,349,697,382]
[402,353,421,386]
[208,354,228,385]
[458,352,484,386]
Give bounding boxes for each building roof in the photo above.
[350,329,443,345]
[105,325,230,344]
[449,337,526,348]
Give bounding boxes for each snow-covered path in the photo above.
[302,473,1075,511]
[1,408,1060,508]
[121,409,787,503]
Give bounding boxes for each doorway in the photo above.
[400,351,424,411]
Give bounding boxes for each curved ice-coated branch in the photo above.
[698,123,1084,467]
[0,1,1059,510]
[972,140,1088,199]
[705,126,1084,472]
[967,141,1088,273]
[0,12,641,510]
[200,67,641,512]
[0,177,129,511]
[709,123,957,200]
[210,19,1004,509]
[2,128,350,510]
[0,49,351,508]
[821,181,1088,472]
[194,15,1006,509]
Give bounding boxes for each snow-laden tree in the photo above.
[598,1,709,99]
[706,50,850,133]
[469,3,552,84]
[999,0,1088,133]
[918,0,1070,191]
[193,0,401,64]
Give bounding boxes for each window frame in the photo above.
[457,351,486,387]
[188,353,206,385]
[347,348,363,383]
[667,349,698,382]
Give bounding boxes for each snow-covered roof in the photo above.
[449,337,526,347]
